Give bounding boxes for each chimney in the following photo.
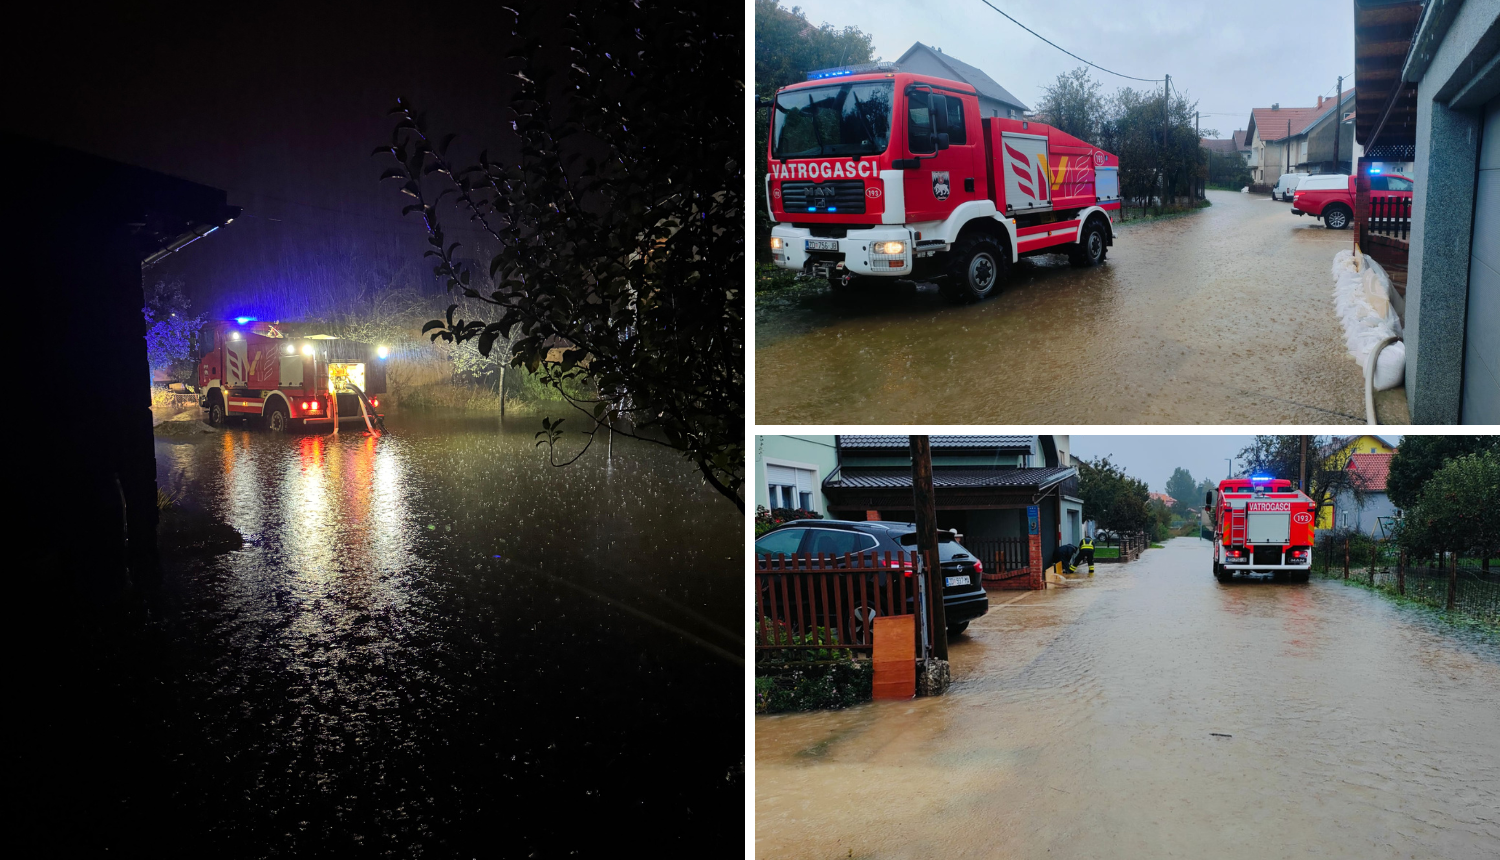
[1272,103,1279,110]
[1317,95,1323,108]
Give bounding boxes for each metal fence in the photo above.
[754,551,935,663]
[1314,535,1499,625]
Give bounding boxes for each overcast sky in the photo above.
[1071,435,1405,494]
[784,0,1357,138]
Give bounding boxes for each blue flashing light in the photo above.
[235,316,257,325]
[1251,474,1274,481]
[827,206,838,212]
[1369,167,1382,173]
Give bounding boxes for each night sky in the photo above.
[8,2,542,317]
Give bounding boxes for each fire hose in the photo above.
[333,382,386,435]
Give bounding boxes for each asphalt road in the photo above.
[755,537,1498,860]
[755,191,1410,424]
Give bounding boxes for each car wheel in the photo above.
[1069,218,1108,267]
[266,404,290,433]
[940,233,1009,304]
[946,621,969,638]
[850,606,878,644]
[1324,204,1351,230]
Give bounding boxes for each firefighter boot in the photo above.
[1089,562,1095,576]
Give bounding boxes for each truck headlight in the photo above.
[873,241,905,255]
[770,237,784,250]
[302,343,314,356]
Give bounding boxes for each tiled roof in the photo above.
[1347,453,1394,491]
[1233,129,1249,151]
[827,465,1076,490]
[1149,492,1177,506]
[1201,138,1238,153]
[838,435,1033,450]
[1249,90,1355,141]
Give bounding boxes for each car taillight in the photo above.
[301,402,310,410]
[973,560,984,576]
[371,397,379,407]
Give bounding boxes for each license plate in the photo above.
[945,575,970,587]
[805,239,838,251]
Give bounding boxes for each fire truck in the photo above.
[1207,477,1316,583]
[193,319,387,432]
[765,62,1122,304]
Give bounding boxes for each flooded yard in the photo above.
[55,413,742,856]
[755,191,1410,424]
[755,537,1499,859]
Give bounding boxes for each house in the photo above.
[1148,492,1177,508]
[1233,130,1254,166]
[1243,90,1359,183]
[1200,137,1239,156]
[814,435,1081,589]
[1329,453,1399,536]
[1353,0,1500,424]
[893,42,1029,119]
[1315,435,1398,528]
[755,434,838,515]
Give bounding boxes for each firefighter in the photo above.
[1079,534,1096,576]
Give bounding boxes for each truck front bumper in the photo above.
[769,224,913,278]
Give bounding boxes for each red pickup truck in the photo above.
[1292,173,1413,229]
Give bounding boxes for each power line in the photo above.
[976,0,1164,83]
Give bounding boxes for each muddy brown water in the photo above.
[44,413,742,856]
[756,537,1499,860]
[756,191,1409,424]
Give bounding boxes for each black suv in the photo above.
[755,519,989,637]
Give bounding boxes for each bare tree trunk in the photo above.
[498,365,506,420]
[1447,552,1458,611]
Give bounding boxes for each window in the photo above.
[1385,176,1412,192]
[908,92,934,154]
[766,464,817,512]
[944,96,966,145]
[772,81,894,159]
[803,529,877,557]
[1369,176,1388,191]
[755,529,806,557]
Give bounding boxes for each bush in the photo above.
[755,505,821,537]
[755,661,872,714]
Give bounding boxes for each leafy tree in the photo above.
[143,279,204,384]
[1236,436,1370,529]
[753,1,875,258]
[1387,436,1500,511]
[1100,85,1211,214]
[1164,467,1197,516]
[1395,450,1499,568]
[1078,455,1152,537]
[378,2,743,510]
[1034,67,1107,146]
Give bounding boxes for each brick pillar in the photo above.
[866,510,881,521]
[1028,533,1044,589]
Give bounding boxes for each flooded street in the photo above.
[756,191,1408,424]
[62,414,741,856]
[756,537,1500,860]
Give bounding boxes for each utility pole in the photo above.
[1286,118,1291,176]
[1334,75,1343,172]
[1196,111,1202,198]
[1300,435,1308,493]
[1162,74,1171,210]
[909,435,947,661]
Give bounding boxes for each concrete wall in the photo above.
[1403,0,1500,423]
[1329,490,1397,536]
[755,435,838,514]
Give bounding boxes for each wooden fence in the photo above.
[754,551,934,662]
[962,537,1031,587]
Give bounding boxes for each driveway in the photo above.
[755,191,1410,424]
[755,538,1498,860]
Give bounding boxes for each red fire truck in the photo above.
[193,319,387,432]
[765,62,1122,303]
[1207,476,1316,583]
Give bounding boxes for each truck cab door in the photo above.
[902,89,980,223]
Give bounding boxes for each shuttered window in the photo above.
[766,464,817,512]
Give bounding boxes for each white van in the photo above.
[1272,173,1309,201]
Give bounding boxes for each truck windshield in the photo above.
[772,81,894,159]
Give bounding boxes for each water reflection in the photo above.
[140,413,741,855]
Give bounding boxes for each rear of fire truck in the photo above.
[1209,477,1316,583]
[765,62,1121,304]
[193,319,387,432]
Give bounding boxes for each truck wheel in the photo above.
[206,397,226,427]
[1214,563,1232,583]
[941,234,1009,304]
[1324,204,1351,230]
[265,403,290,433]
[1290,571,1310,583]
[1069,219,1108,267]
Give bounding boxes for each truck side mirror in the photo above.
[932,95,950,134]
[935,132,950,151]
[1205,492,1213,507]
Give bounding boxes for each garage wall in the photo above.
[1463,97,1500,422]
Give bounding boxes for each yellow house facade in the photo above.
[1316,435,1398,528]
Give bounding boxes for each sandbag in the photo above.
[1372,340,1405,391]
